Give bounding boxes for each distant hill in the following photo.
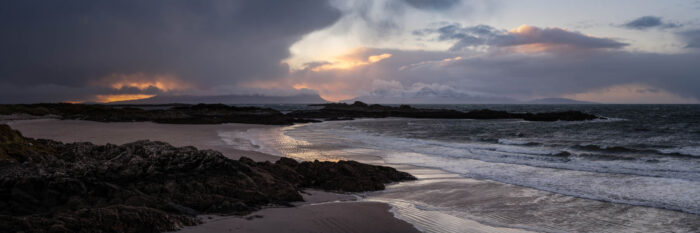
[525,98,596,104]
[343,89,517,104]
[111,94,328,105]
[343,96,517,104]
[341,95,597,105]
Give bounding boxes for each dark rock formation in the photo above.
[0,103,300,125]
[287,101,600,121]
[273,158,416,192]
[0,102,601,126]
[0,125,415,232]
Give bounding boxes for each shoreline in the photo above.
[10,118,699,232]
[6,118,280,161]
[231,118,700,232]
[5,119,422,233]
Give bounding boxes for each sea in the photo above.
[221,104,700,232]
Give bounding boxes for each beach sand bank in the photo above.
[7,119,279,161]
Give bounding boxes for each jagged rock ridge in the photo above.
[0,125,415,232]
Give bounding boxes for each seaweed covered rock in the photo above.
[276,158,415,192]
[0,125,415,232]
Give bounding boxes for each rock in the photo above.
[291,103,600,122]
[293,160,417,192]
[521,111,600,121]
[0,103,298,125]
[1,103,600,125]
[0,125,415,232]
[0,205,201,233]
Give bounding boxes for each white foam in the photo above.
[497,139,533,145]
[331,128,700,181]
[382,151,700,215]
[283,122,700,214]
[217,128,284,156]
[372,198,535,233]
[658,146,700,157]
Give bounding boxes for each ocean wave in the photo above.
[497,138,539,146]
[284,124,700,214]
[281,120,700,214]
[326,127,700,179]
[658,146,700,157]
[382,152,700,215]
[573,144,649,153]
[574,144,700,158]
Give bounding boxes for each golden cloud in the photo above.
[78,73,194,103]
[94,94,156,103]
[309,48,392,72]
[101,73,191,92]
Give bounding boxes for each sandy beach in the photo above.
[7,119,280,161]
[6,119,421,233]
[180,201,417,233]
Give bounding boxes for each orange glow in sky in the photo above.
[95,94,156,103]
[105,73,189,92]
[77,73,192,103]
[62,100,84,104]
[110,81,176,91]
[310,48,392,72]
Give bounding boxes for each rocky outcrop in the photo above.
[0,125,415,232]
[269,158,416,192]
[0,102,601,125]
[288,101,600,121]
[0,103,301,125]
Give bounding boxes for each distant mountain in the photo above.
[111,94,328,104]
[525,98,596,104]
[343,95,517,104]
[343,87,517,104]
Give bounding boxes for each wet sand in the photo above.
[179,201,418,233]
[5,119,421,233]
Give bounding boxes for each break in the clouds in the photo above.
[622,16,680,30]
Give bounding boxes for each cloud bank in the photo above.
[0,0,341,103]
[419,24,628,52]
[1,1,698,104]
[291,22,700,103]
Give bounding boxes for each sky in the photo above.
[1,0,699,104]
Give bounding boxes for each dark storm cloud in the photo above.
[0,0,341,103]
[419,24,627,51]
[403,0,461,10]
[622,16,680,30]
[679,29,700,48]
